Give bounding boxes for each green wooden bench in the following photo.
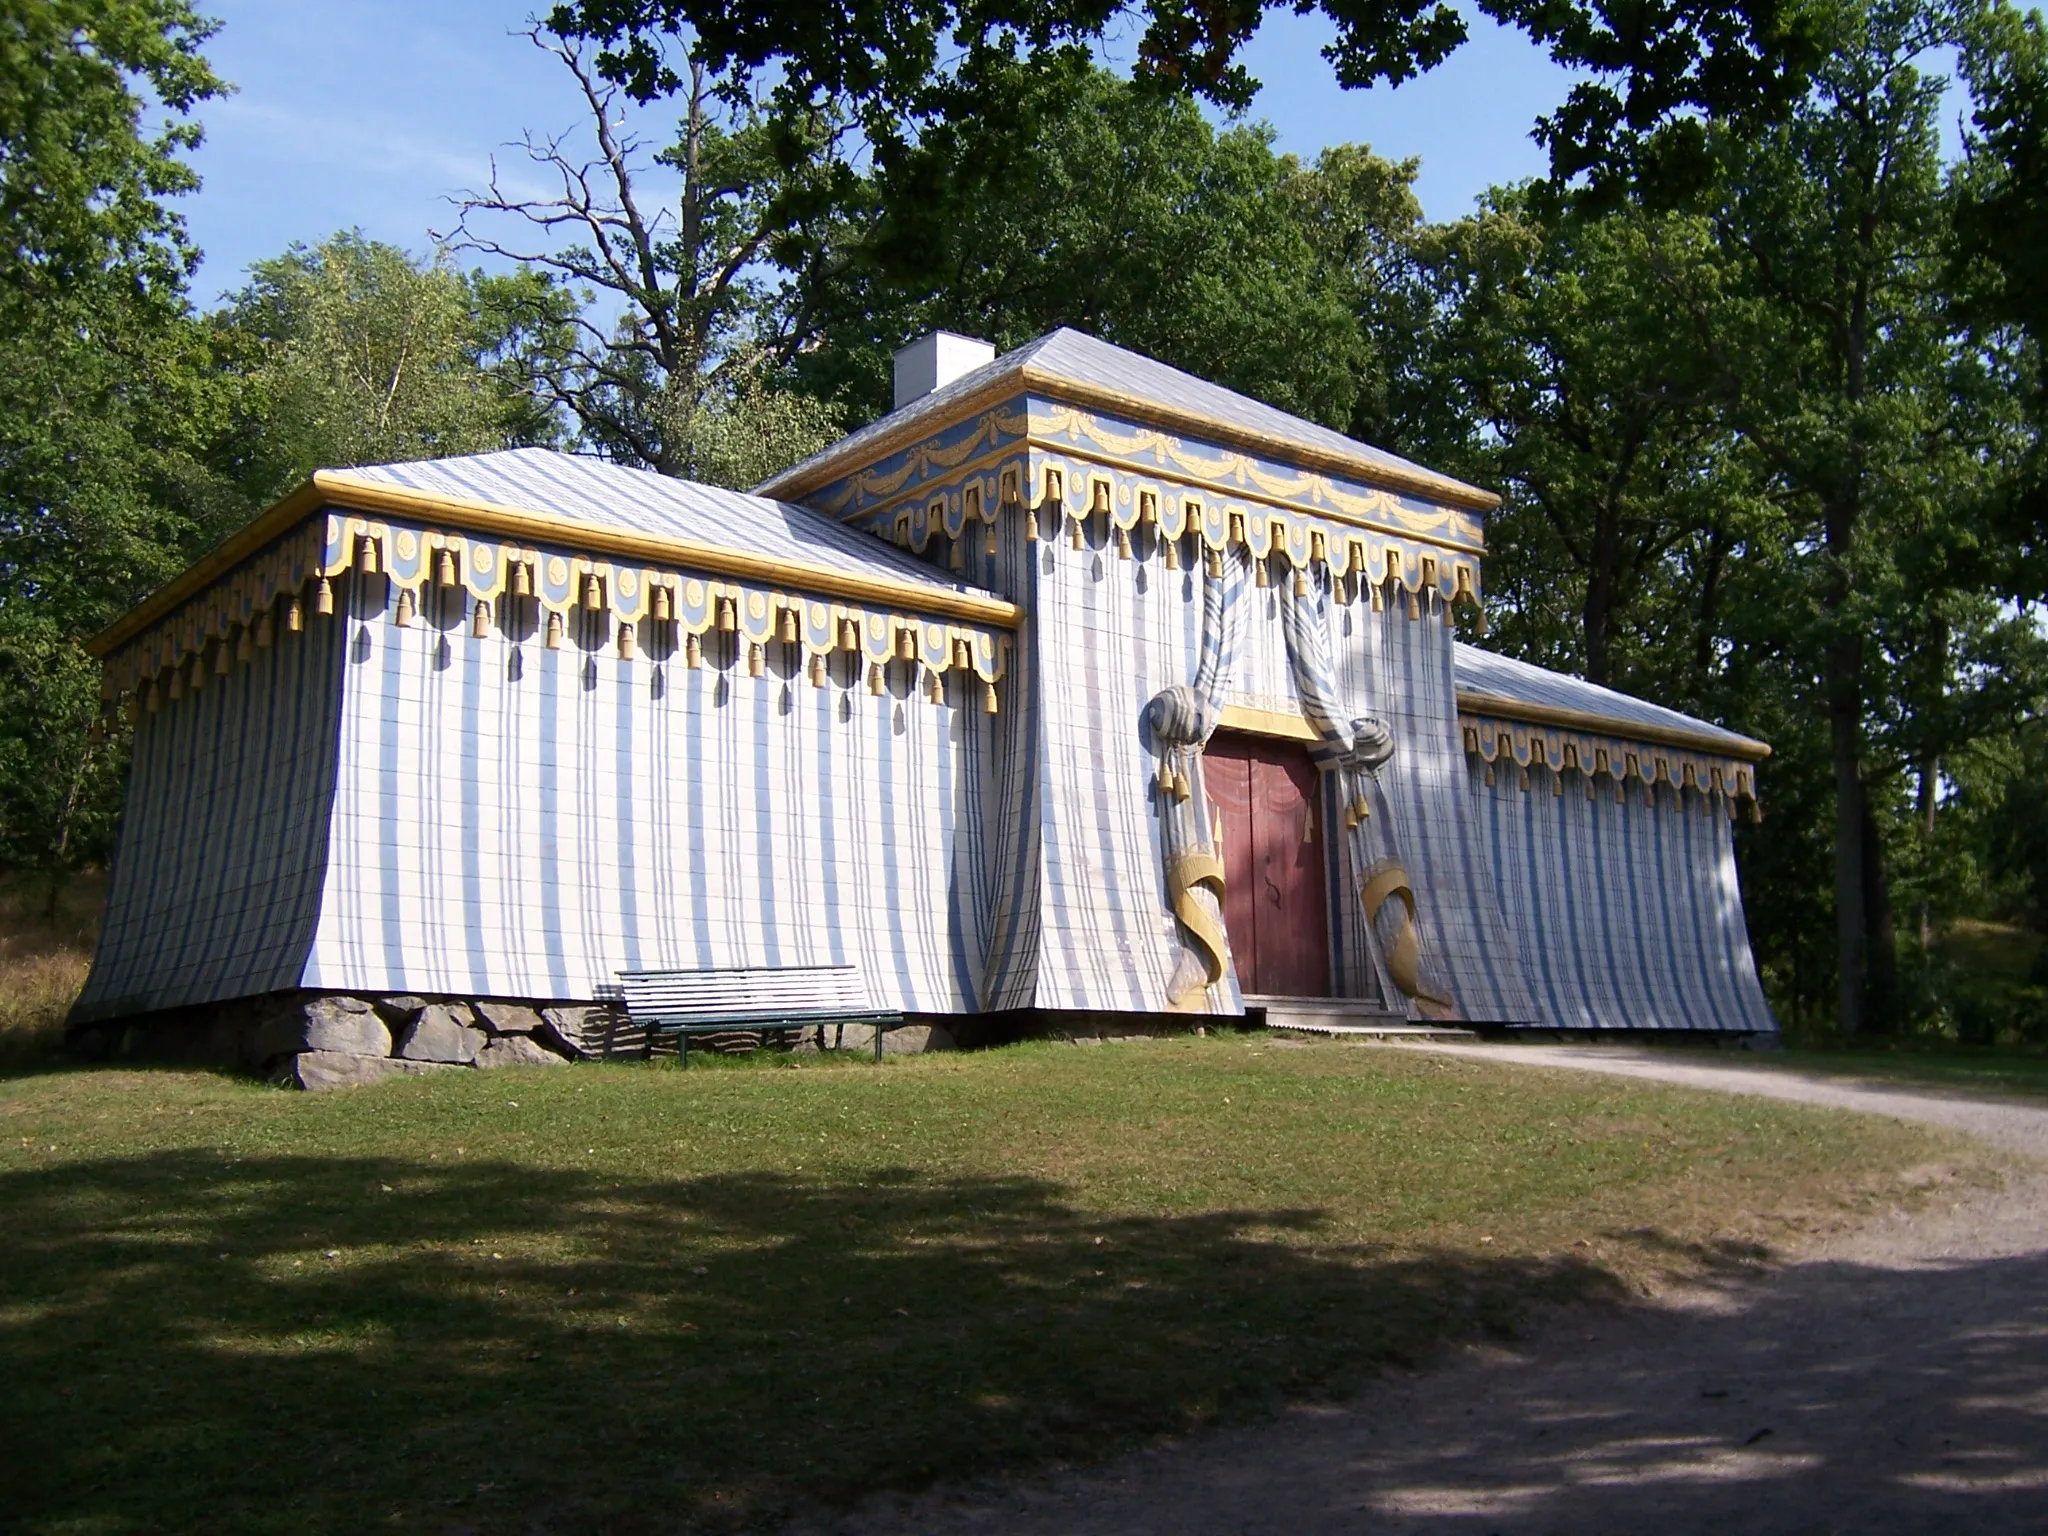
[612,966,902,1064]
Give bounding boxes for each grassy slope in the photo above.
[0,1039,1968,1534]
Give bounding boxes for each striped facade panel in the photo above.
[1317,594,1536,1023]
[75,611,345,1020]
[1029,517,1228,1013]
[1472,762,1775,1031]
[302,570,992,1011]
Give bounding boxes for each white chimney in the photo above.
[893,331,996,410]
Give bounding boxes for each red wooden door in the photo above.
[1204,732,1331,996]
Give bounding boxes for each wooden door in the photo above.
[1204,732,1331,996]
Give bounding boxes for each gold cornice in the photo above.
[758,363,1502,514]
[1457,690,1771,763]
[1026,438,1489,557]
[89,470,1023,658]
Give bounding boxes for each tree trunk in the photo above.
[1861,794,1898,1034]
[1828,626,1867,1037]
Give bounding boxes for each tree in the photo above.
[791,70,1401,440]
[1637,0,2036,1034]
[207,232,573,510]
[546,0,1830,206]
[0,1,229,897]
[1424,195,1749,688]
[445,27,844,483]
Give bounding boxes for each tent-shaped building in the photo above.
[73,328,1775,1075]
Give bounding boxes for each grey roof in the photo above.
[334,448,1001,603]
[1453,643,1764,752]
[759,328,1487,503]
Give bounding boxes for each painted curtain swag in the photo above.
[1146,551,1457,1017]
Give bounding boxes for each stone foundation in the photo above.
[65,992,609,1089]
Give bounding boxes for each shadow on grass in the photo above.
[0,1151,1615,1534]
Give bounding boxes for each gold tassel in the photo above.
[394,588,415,627]
[188,654,204,691]
[653,585,671,621]
[1406,592,1420,621]
[780,608,798,644]
[436,549,456,586]
[896,627,916,662]
[985,525,997,558]
[313,578,332,617]
[685,633,701,669]
[1369,582,1384,613]
[1353,794,1371,822]
[809,654,827,688]
[1442,595,1454,628]
[583,573,604,610]
[235,627,253,664]
[1255,559,1270,588]
[1157,761,1175,794]
[1206,547,1223,578]
[1518,766,1531,792]
[356,537,378,575]
[926,668,944,703]
[748,643,764,677]
[1292,568,1307,598]
[1173,769,1190,800]
[619,622,635,660]
[1116,527,1132,561]
[287,598,304,633]
[840,617,859,651]
[512,561,532,598]
[1552,771,1564,797]
[1025,507,1039,542]
[717,597,736,631]
[1070,512,1084,550]
[868,662,885,696]
[1485,765,1495,787]
[983,681,998,714]
[214,640,231,675]
[1164,536,1180,570]
[471,600,490,639]
[256,612,275,648]
[545,610,563,650]
[167,668,183,702]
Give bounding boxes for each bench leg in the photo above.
[680,1031,689,1069]
[875,1023,884,1063]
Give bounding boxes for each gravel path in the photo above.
[807,1045,2048,1535]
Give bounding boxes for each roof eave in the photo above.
[87,468,1021,659]
[757,362,1503,514]
[1455,687,1771,762]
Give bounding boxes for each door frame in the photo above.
[1203,712,1339,999]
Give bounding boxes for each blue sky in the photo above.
[176,1,1958,304]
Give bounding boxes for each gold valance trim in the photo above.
[88,469,1022,661]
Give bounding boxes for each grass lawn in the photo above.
[0,1037,1973,1534]
[1779,1043,2048,1099]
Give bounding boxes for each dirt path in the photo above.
[806,1046,2048,1535]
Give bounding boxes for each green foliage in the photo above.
[546,0,1831,205]
[0,1,229,889]
[207,232,573,510]
[795,71,1403,437]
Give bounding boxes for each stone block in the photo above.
[396,1004,486,1064]
[372,995,430,1027]
[474,1000,544,1036]
[275,1052,453,1091]
[301,996,392,1057]
[538,1005,605,1058]
[476,1033,568,1069]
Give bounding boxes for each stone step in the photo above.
[1243,995,1478,1041]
